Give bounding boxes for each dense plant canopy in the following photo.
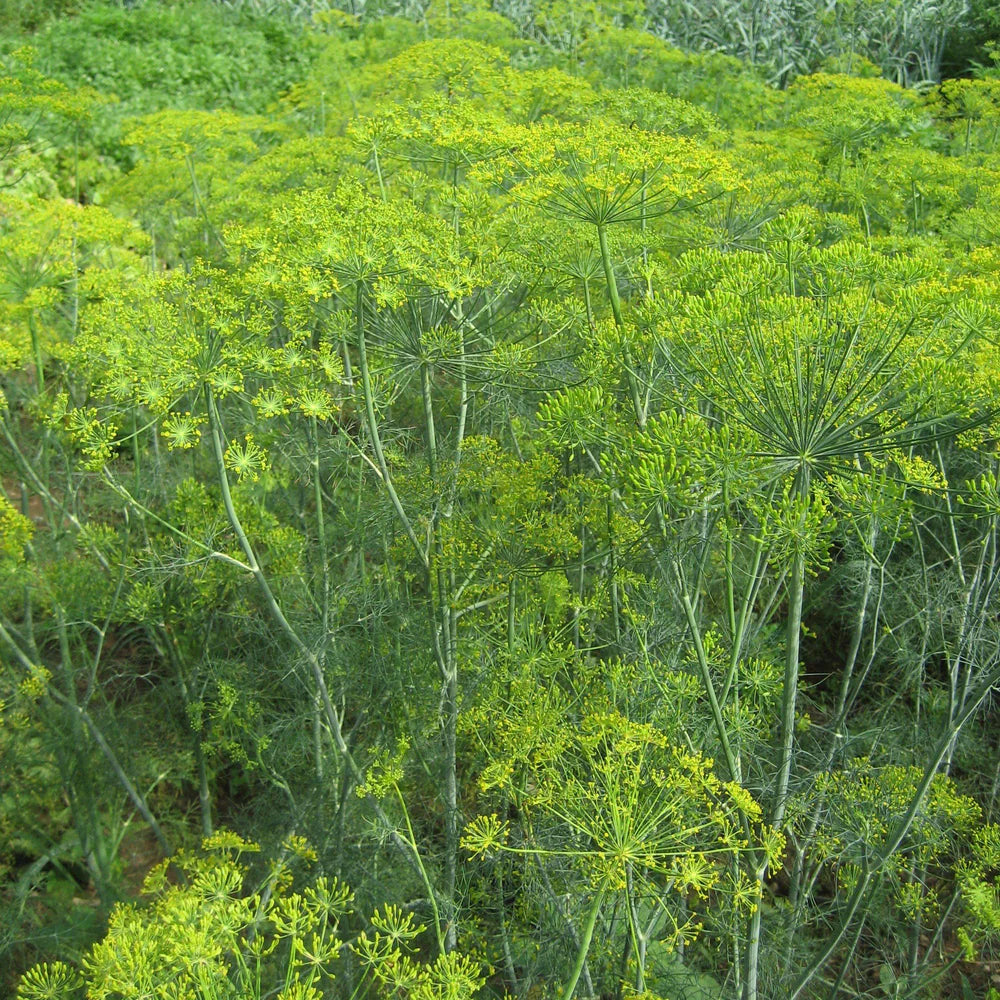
[3,3,1000,1000]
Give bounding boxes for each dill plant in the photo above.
[16,832,488,1000]
[5,10,1000,1000]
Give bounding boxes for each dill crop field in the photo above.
[3,2,1000,997]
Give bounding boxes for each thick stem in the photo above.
[76,700,173,856]
[626,863,646,992]
[563,888,605,1000]
[743,903,762,1000]
[310,415,331,783]
[421,363,438,481]
[772,468,810,829]
[421,356,458,951]
[536,857,595,998]
[825,911,867,998]
[596,222,645,428]
[394,784,446,953]
[746,471,810,997]
[443,606,459,951]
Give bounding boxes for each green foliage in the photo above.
[28,2,317,117]
[0,46,101,198]
[15,834,487,1000]
[0,0,79,34]
[4,6,1000,1000]
[942,0,1000,76]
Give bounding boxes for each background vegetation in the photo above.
[3,2,1000,999]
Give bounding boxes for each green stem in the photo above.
[421,363,438,481]
[185,153,224,249]
[131,409,142,492]
[159,627,212,837]
[773,469,810,828]
[507,576,516,656]
[204,384,437,893]
[373,142,386,201]
[28,313,44,393]
[0,620,172,856]
[596,222,644,428]
[679,588,741,784]
[395,784,446,954]
[788,660,1000,999]
[421,355,458,951]
[607,496,621,648]
[743,904,762,1000]
[310,415,331,783]
[723,476,737,640]
[562,888,605,1000]
[356,288,427,566]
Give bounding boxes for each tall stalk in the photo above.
[421,355,460,952]
[204,383,443,908]
[309,414,331,783]
[773,464,811,828]
[353,284,468,951]
[596,221,645,429]
[562,889,606,1000]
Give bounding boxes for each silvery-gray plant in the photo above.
[209,0,971,84]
